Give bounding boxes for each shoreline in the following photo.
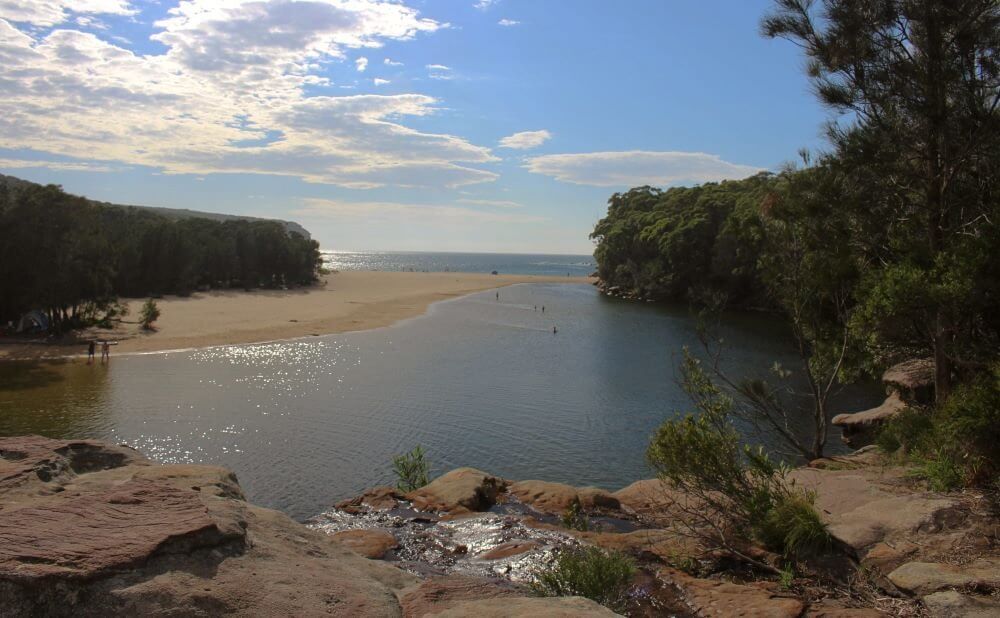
[0,271,594,362]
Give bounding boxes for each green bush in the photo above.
[909,449,965,492]
[875,409,933,455]
[531,546,635,612]
[392,445,429,492]
[757,491,832,558]
[561,496,591,532]
[139,298,161,330]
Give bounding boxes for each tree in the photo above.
[139,299,161,330]
[763,0,1000,403]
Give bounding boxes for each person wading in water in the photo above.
[87,340,95,364]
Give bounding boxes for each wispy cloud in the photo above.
[383,57,403,66]
[425,63,450,71]
[373,77,390,86]
[499,130,551,150]
[457,198,523,208]
[0,0,135,27]
[294,198,544,224]
[498,18,519,27]
[474,0,499,10]
[524,151,764,187]
[0,157,117,173]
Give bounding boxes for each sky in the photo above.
[0,0,829,254]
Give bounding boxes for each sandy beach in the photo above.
[0,271,593,361]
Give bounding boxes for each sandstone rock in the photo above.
[804,606,884,617]
[331,528,398,559]
[575,529,700,564]
[407,468,506,515]
[661,568,805,617]
[336,485,404,513]
[788,466,963,558]
[882,358,935,403]
[832,393,909,448]
[922,590,1000,618]
[612,478,690,518]
[434,596,619,617]
[398,575,524,617]
[807,446,882,470]
[887,559,1000,595]
[508,480,620,514]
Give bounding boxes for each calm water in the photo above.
[0,284,878,521]
[321,250,595,277]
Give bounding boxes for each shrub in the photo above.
[392,445,429,492]
[139,298,161,330]
[561,496,591,532]
[531,546,635,612]
[909,449,965,492]
[757,490,832,558]
[875,409,933,455]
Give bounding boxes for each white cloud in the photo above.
[498,129,551,150]
[474,0,498,10]
[0,157,116,172]
[355,56,368,72]
[0,2,498,189]
[497,18,519,27]
[425,63,450,71]
[457,198,522,208]
[294,197,544,224]
[373,77,390,86]
[0,0,134,27]
[524,151,764,187]
[383,57,402,66]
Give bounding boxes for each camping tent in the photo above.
[16,310,49,333]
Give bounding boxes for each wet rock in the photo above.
[832,392,909,448]
[407,468,506,515]
[331,528,398,559]
[661,568,805,617]
[887,559,1000,595]
[509,480,620,514]
[336,485,405,513]
[480,541,540,560]
[922,590,1000,617]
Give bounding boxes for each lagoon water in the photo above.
[0,283,879,521]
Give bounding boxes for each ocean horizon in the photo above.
[321,250,596,278]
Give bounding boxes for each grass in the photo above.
[531,546,636,612]
[756,490,832,559]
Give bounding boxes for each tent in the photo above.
[16,310,49,333]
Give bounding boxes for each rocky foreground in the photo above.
[2,436,998,617]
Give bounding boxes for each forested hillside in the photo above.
[0,177,321,330]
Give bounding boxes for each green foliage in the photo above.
[531,546,635,612]
[757,491,832,559]
[392,445,429,492]
[778,566,795,591]
[647,350,831,563]
[139,299,161,330]
[560,496,591,532]
[878,364,1000,490]
[0,178,322,329]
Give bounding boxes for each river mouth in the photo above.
[0,284,881,521]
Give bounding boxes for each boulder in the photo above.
[336,485,405,513]
[508,480,620,514]
[612,478,687,517]
[661,568,805,617]
[398,575,524,617]
[406,468,506,515]
[831,392,909,448]
[330,528,398,559]
[887,559,1000,595]
[0,436,421,616]
[882,358,935,403]
[922,590,1000,618]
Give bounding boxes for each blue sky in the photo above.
[0,0,827,253]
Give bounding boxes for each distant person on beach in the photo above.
[534,305,537,311]
[553,326,558,334]
[496,291,499,301]
[100,341,110,363]
[87,340,95,364]
[541,306,545,313]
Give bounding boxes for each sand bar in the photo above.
[0,271,594,361]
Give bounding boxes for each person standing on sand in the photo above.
[87,340,95,364]
[496,291,499,301]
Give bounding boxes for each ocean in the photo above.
[321,250,596,277]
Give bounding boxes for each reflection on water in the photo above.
[0,284,880,521]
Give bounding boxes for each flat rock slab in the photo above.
[922,590,1000,618]
[331,528,398,559]
[888,559,1000,595]
[832,392,907,429]
[0,478,244,581]
[509,480,620,514]
[399,575,525,617]
[662,568,805,618]
[434,596,619,617]
[407,468,506,514]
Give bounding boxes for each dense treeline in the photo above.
[0,181,321,330]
